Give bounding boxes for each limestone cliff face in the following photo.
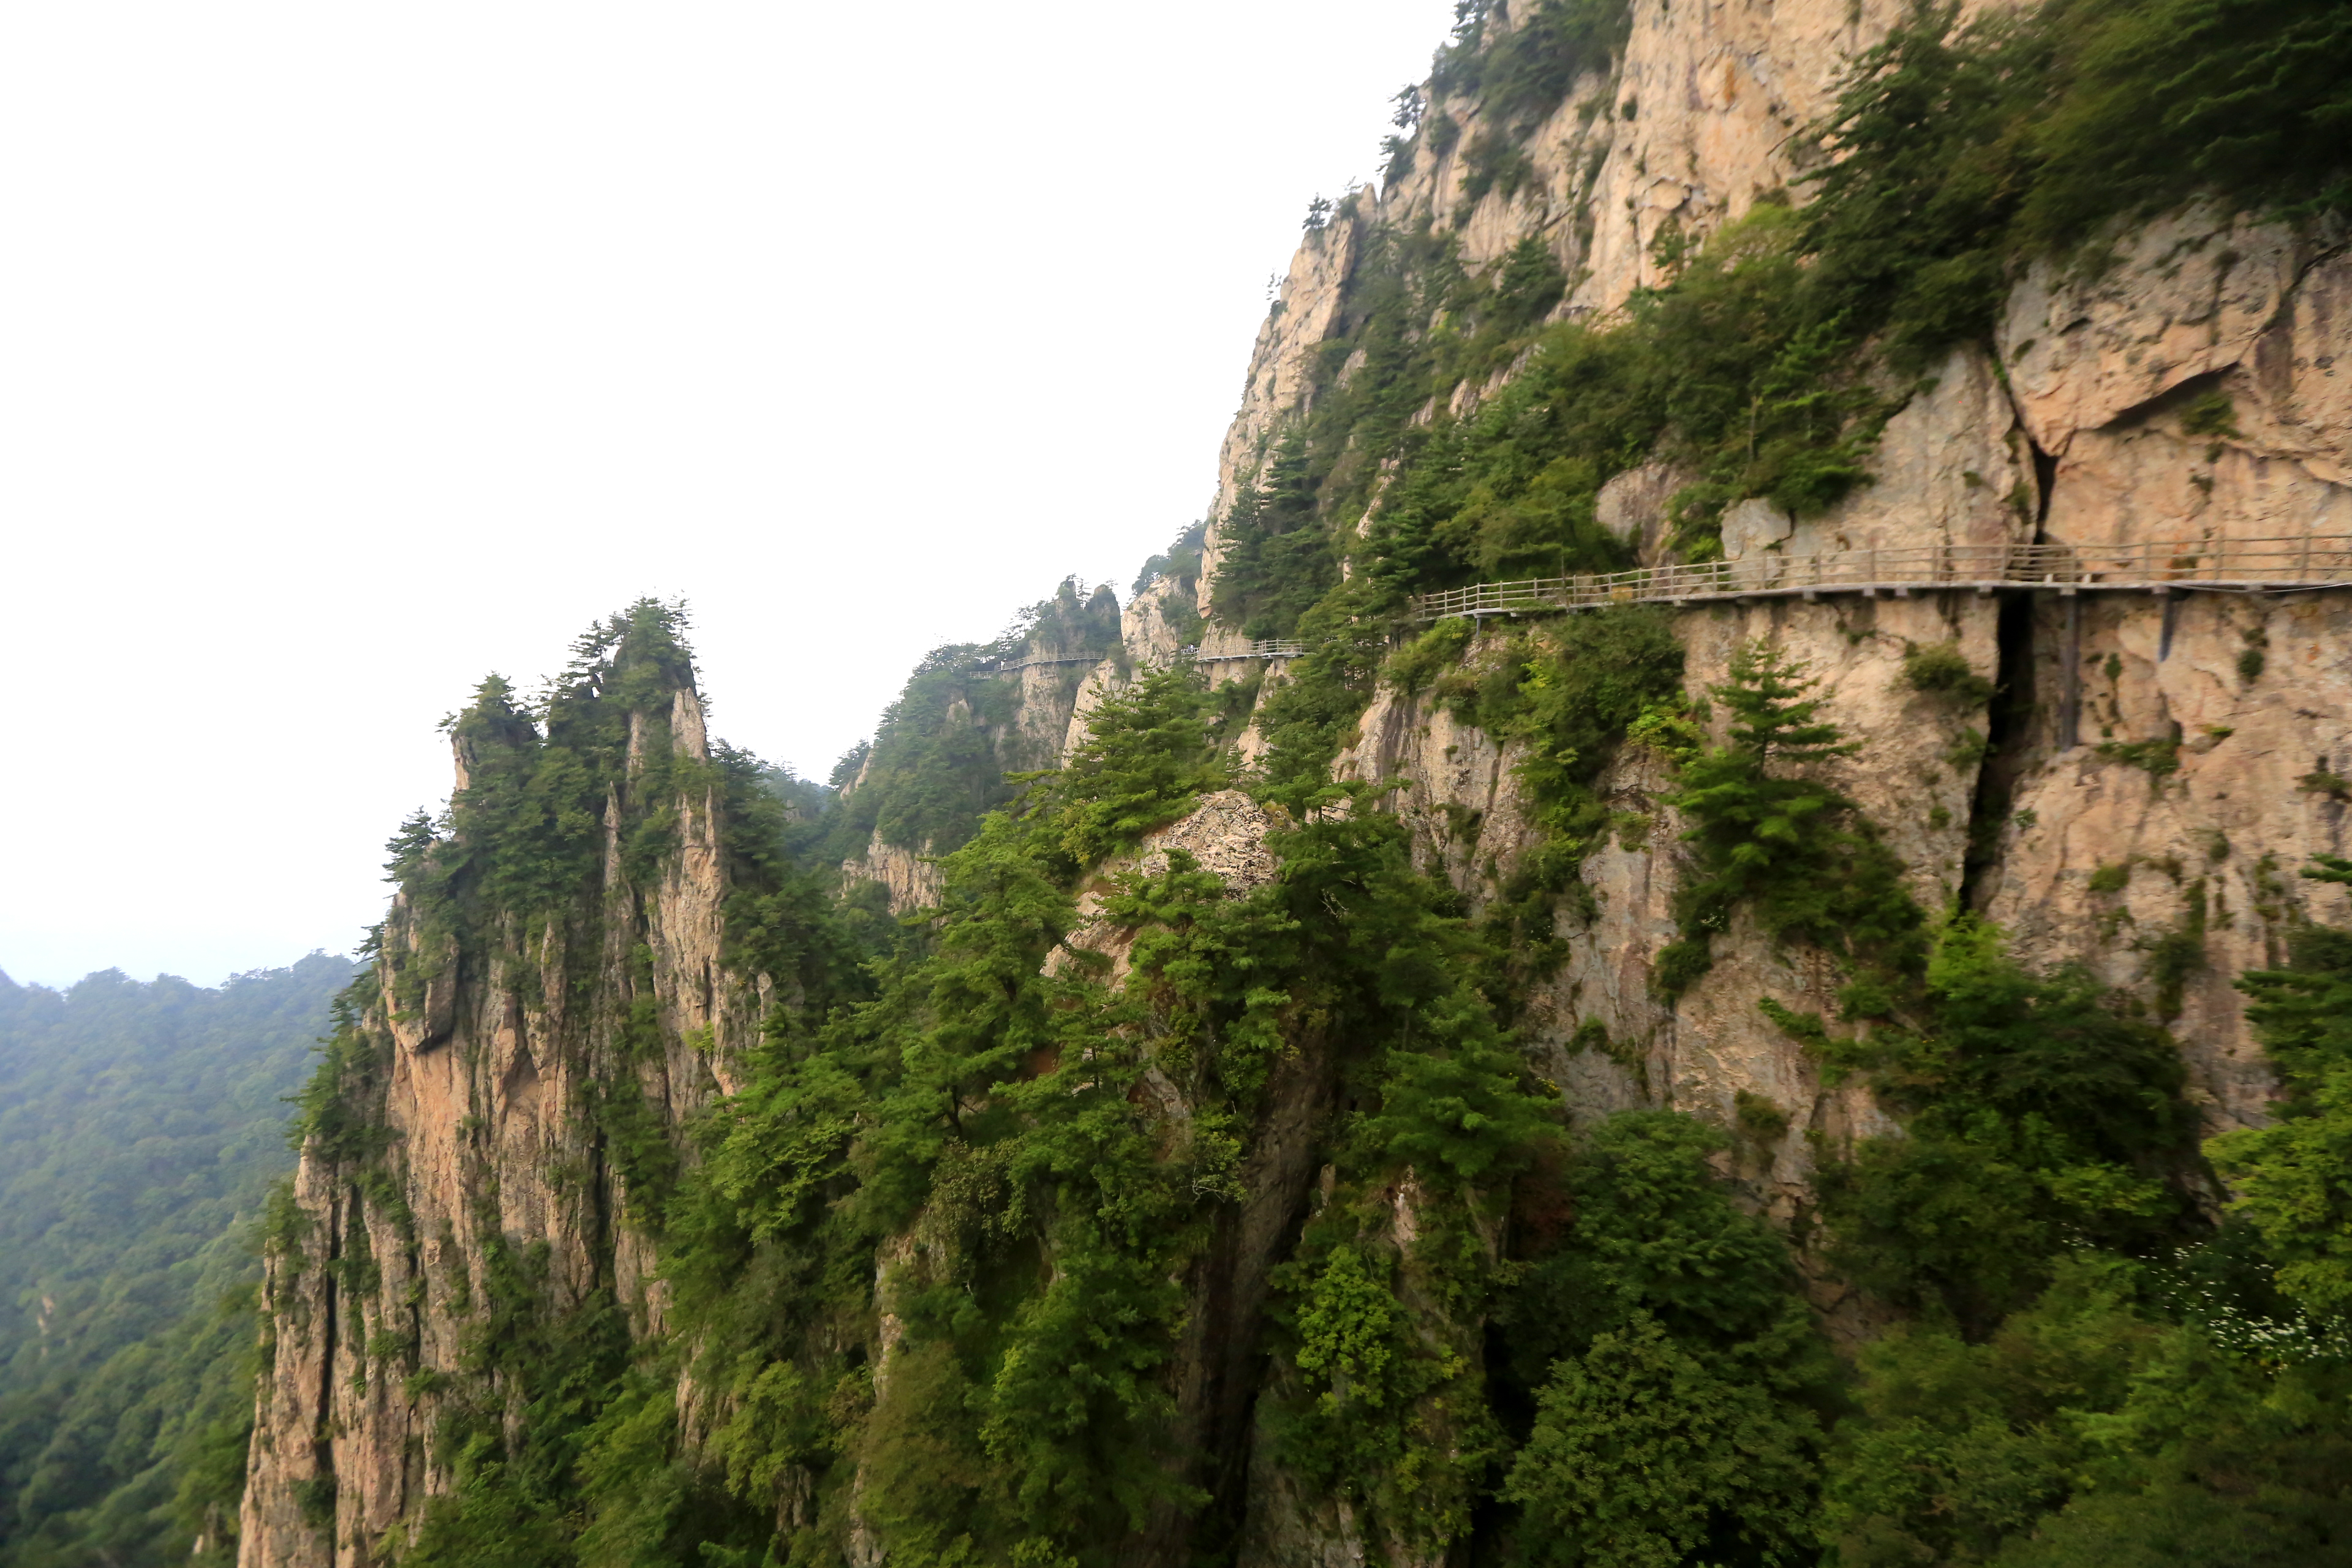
[1061,572,1204,762]
[1204,0,1943,610]
[1980,224,2352,1129]
[239,668,772,1568]
[837,0,2351,1240]
[1174,0,2350,1144]
[232,3,2352,1563]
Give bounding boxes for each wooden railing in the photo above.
[983,639,1304,676]
[979,653,1109,674]
[983,537,2350,680]
[1408,535,2352,621]
[1189,639,1306,662]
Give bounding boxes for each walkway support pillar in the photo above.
[2059,594,2083,752]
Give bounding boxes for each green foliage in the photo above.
[399,1241,642,1568]
[1804,0,2352,371]
[1507,1312,1821,1568]
[1735,1089,1792,1144]
[823,579,1123,863]
[1504,1115,1817,1368]
[1211,431,1341,639]
[0,955,353,1566]
[1035,666,1226,869]
[1129,519,1207,600]
[1242,0,2352,633]
[1431,0,1634,132]
[34,2,2350,1551]
[1293,1245,1403,1409]
[546,631,1577,1564]
[410,601,702,922]
[1811,874,2352,1551]
[2179,388,2242,440]
[2303,768,2352,803]
[1803,918,2190,1332]
[1387,614,1477,693]
[2098,735,2182,784]
[2226,856,2352,1090]
[1362,205,1885,589]
[1824,1253,2352,1566]
[1662,642,1924,1000]
[1496,1113,1833,1566]
[1418,610,1687,1004]
[2209,857,2352,1319]
[2212,1069,2352,1321]
[1902,639,1997,703]
[2145,880,2209,1021]
[1248,576,1405,804]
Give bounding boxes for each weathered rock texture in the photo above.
[1307,215,2352,1163]
[1204,0,1967,600]
[1186,20,2352,1469]
[1186,0,2352,1186]
[238,0,2352,1560]
[239,682,767,1568]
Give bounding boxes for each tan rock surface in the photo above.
[238,684,771,1568]
[1999,207,2315,455]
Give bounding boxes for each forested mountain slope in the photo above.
[0,954,355,1566]
[89,0,2352,1562]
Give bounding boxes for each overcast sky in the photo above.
[0,1,1456,989]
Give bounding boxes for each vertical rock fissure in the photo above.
[311,1186,342,1543]
[2058,593,2083,752]
[1961,588,2041,908]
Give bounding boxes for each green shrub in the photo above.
[2097,736,2181,784]
[1827,1239,2352,1564]
[2302,769,2352,802]
[2209,857,2352,1318]
[1901,640,1996,703]
[2145,889,2207,1022]
[1036,665,1226,869]
[1431,0,1634,131]
[1800,918,2191,1332]
[1408,609,1686,1007]
[1505,1312,1821,1568]
[1735,1089,1793,1144]
[2178,386,2242,439]
[1661,642,1926,1000]
[1496,1113,1832,1563]
[1387,615,1477,693]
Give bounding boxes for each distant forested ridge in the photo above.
[0,953,355,1566]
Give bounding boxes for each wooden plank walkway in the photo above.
[1192,639,1306,662]
[982,535,2350,680]
[979,654,1107,674]
[1409,535,2352,621]
[982,639,1305,675]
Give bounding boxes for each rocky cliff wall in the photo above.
[1177,0,2352,1178]
[231,1,2352,1562]
[1308,219,2351,1161]
[238,637,791,1568]
[1203,0,1969,612]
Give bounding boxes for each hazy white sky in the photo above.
[0,1,1456,988]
